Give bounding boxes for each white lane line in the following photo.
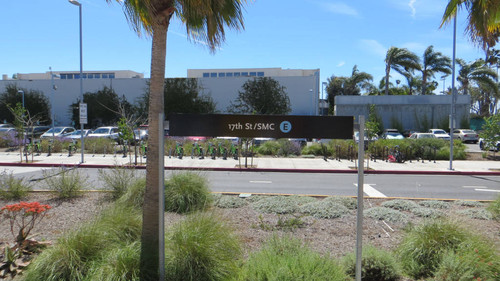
[354,184,387,198]
[475,189,500,193]
[249,180,272,184]
[463,186,487,189]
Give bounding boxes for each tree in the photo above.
[107,0,247,279]
[384,47,420,95]
[441,0,500,50]
[420,46,452,95]
[0,84,51,125]
[69,87,121,128]
[326,65,373,111]
[139,78,216,117]
[228,77,291,114]
[479,114,500,153]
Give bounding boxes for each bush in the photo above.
[24,204,142,280]
[43,167,88,199]
[98,166,137,200]
[364,207,409,224]
[236,235,347,281]
[342,244,402,281]
[276,139,301,156]
[381,199,419,211]
[323,196,357,210]
[255,140,281,155]
[299,200,350,219]
[411,207,443,218]
[213,194,248,208]
[457,208,492,220]
[116,177,145,209]
[165,212,241,281]
[301,142,333,156]
[454,200,484,207]
[252,195,316,214]
[84,241,140,281]
[85,137,117,154]
[419,200,450,209]
[164,172,212,213]
[487,194,500,220]
[397,219,468,279]
[0,171,31,200]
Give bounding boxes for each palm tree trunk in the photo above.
[141,20,169,281]
[385,64,390,95]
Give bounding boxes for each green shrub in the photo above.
[85,137,117,154]
[98,166,137,199]
[165,212,241,281]
[419,200,450,209]
[301,142,333,156]
[323,196,357,209]
[252,195,316,214]
[213,194,248,208]
[0,171,31,200]
[24,204,142,280]
[487,194,500,220]
[381,199,419,211]
[342,244,402,281]
[236,235,347,281]
[397,219,468,279]
[84,241,140,281]
[256,140,281,155]
[457,208,492,220]
[40,138,66,153]
[411,207,443,218]
[364,207,409,224]
[164,172,212,213]
[116,177,145,209]
[43,167,88,199]
[276,139,302,156]
[454,200,484,207]
[299,200,350,219]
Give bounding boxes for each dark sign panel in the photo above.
[169,114,353,139]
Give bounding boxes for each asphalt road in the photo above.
[4,167,499,201]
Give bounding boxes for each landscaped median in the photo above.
[0,169,499,280]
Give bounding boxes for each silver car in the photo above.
[452,129,479,143]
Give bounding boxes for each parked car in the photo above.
[62,129,92,140]
[354,131,378,143]
[87,126,119,140]
[403,129,418,138]
[409,133,437,139]
[25,126,51,140]
[381,129,404,140]
[253,137,274,145]
[428,129,451,140]
[452,129,479,143]
[40,127,76,139]
[0,124,13,128]
[479,136,500,151]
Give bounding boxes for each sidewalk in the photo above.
[1,151,500,175]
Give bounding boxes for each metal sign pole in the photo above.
[355,115,365,281]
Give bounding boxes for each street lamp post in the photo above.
[68,0,85,163]
[449,15,457,171]
[50,67,59,141]
[17,90,24,110]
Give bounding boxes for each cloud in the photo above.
[337,61,345,67]
[409,0,416,18]
[359,39,387,57]
[322,2,358,17]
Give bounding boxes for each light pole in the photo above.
[449,15,457,171]
[50,67,59,141]
[69,0,85,163]
[17,90,25,110]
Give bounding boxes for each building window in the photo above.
[203,72,209,78]
[241,72,248,76]
[249,72,256,77]
[219,72,225,77]
[210,72,217,77]
[257,72,264,77]
[234,72,240,77]
[74,74,80,79]
[88,74,94,79]
[226,72,233,77]
[102,74,108,79]
[109,73,115,79]
[61,74,67,79]
[94,73,101,79]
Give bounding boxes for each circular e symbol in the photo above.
[280,121,292,133]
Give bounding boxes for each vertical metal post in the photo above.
[158,114,165,280]
[50,68,55,141]
[355,115,365,281]
[78,4,85,164]
[449,15,457,171]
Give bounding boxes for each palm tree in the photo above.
[420,46,452,95]
[326,65,373,110]
[441,0,500,50]
[106,1,247,279]
[384,47,420,95]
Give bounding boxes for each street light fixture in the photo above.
[68,0,85,163]
[17,90,24,109]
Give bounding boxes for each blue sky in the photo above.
[1,0,487,97]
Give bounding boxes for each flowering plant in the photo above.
[1,201,51,245]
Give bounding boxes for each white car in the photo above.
[479,136,500,151]
[62,129,92,140]
[87,126,119,140]
[428,129,450,140]
[40,127,76,139]
[409,133,437,139]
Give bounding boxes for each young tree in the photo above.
[479,114,500,153]
[107,0,247,279]
[7,103,44,163]
[0,85,51,125]
[228,77,291,114]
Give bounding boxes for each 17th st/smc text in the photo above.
[228,122,275,131]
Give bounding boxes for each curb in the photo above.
[1,162,500,176]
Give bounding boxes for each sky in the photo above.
[1,0,488,98]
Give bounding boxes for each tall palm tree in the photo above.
[420,46,452,95]
[384,47,420,95]
[106,1,246,279]
[457,58,497,95]
[441,0,500,50]
[326,65,373,110]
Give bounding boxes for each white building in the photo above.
[0,68,321,126]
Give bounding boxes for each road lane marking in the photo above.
[249,180,272,184]
[475,189,500,193]
[354,184,387,198]
[463,186,487,189]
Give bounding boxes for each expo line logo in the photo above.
[280,121,292,133]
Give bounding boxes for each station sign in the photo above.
[79,103,87,125]
[168,114,353,139]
